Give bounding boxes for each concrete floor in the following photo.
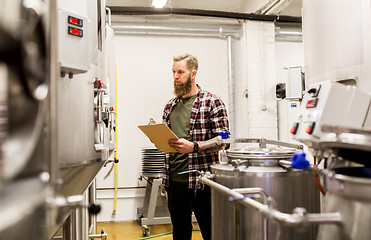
[96,221,203,240]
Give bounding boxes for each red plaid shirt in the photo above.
[162,85,229,189]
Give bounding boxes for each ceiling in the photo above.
[106,0,302,18]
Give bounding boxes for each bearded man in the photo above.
[162,53,229,240]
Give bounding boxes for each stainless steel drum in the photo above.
[211,141,320,240]
[318,167,371,240]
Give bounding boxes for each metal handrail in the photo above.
[199,172,342,227]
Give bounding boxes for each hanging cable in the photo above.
[112,62,119,215]
[313,156,326,196]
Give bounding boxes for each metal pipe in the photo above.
[63,215,73,240]
[49,0,59,192]
[276,100,280,140]
[106,7,112,26]
[227,35,235,136]
[200,175,343,226]
[114,30,229,38]
[255,0,293,15]
[233,187,269,201]
[82,191,89,240]
[278,160,293,168]
[232,187,268,240]
[112,23,242,38]
[256,0,283,15]
[0,64,8,179]
[89,180,97,235]
[89,233,108,239]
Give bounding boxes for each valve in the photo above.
[291,151,310,170]
[88,202,101,215]
[219,131,230,139]
[219,131,230,163]
[48,195,101,216]
[97,79,103,89]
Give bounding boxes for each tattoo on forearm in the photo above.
[198,138,223,153]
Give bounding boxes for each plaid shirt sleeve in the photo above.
[188,88,229,188]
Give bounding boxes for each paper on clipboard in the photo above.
[138,123,178,153]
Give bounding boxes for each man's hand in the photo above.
[168,138,194,154]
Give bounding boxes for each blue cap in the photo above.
[291,151,310,170]
[219,131,230,139]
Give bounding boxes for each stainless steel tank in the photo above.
[211,140,320,240]
[1,0,114,239]
[48,1,115,237]
[318,167,371,240]
[0,0,48,181]
[303,0,371,92]
[317,127,371,240]
[0,1,51,239]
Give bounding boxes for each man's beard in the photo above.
[173,74,192,97]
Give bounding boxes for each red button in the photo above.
[290,122,299,134]
[306,127,312,133]
[306,122,315,134]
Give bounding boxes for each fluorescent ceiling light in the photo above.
[152,0,167,8]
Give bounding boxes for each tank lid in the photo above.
[226,146,295,160]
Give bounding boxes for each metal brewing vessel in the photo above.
[211,142,320,240]
[316,127,371,240]
[317,167,371,240]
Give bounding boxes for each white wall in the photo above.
[96,32,229,221]
[234,21,278,141]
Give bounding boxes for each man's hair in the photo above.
[173,53,198,71]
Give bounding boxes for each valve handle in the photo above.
[291,151,310,170]
[88,203,101,215]
[219,131,230,139]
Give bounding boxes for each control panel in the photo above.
[58,9,90,75]
[292,81,371,148]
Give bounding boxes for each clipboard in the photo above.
[138,121,178,153]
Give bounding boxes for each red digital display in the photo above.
[68,15,83,27]
[306,98,318,108]
[72,28,79,34]
[68,27,83,37]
